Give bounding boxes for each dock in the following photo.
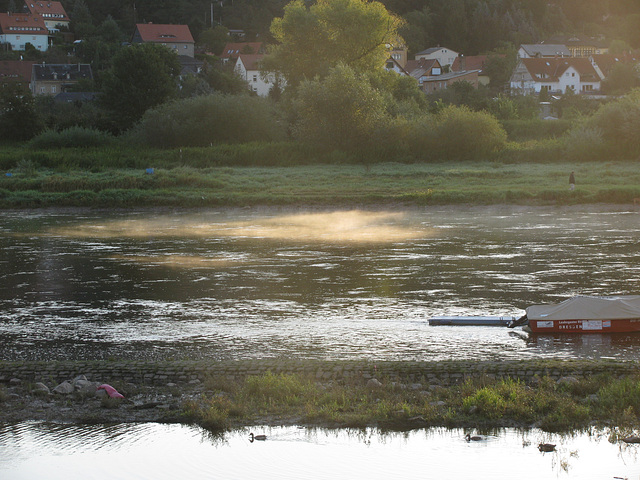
[428,315,516,327]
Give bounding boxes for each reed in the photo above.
[183,371,640,434]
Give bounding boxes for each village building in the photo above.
[220,42,263,64]
[415,46,458,67]
[451,55,502,86]
[518,44,571,59]
[0,59,34,87]
[510,57,600,95]
[234,53,283,97]
[25,1,69,32]
[132,23,195,58]
[0,12,48,51]
[30,62,93,96]
[547,35,608,58]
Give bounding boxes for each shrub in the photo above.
[585,89,640,157]
[563,125,606,161]
[502,119,572,141]
[130,94,287,148]
[28,127,115,149]
[431,105,507,160]
[292,63,389,152]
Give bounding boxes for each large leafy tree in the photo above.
[0,83,42,141]
[264,0,403,87]
[293,63,389,151]
[99,43,181,132]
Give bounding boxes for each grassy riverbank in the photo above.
[1,152,640,208]
[180,370,640,434]
[1,359,640,434]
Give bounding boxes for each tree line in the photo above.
[2,0,640,53]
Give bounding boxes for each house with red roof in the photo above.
[234,53,283,97]
[0,12,48,51]
[25,1,69,32]
[220,42,263,63]
[132,23,195,58]
[510,57,601,95]
[0,60,35,88]
[451,55,504,86]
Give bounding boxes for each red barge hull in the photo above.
[528,318,640,333]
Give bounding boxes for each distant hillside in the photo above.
[1,0,637,53]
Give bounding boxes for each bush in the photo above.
[563,125,606,161]
[502,119,572,141]
[584,89,640,157]
[129,94,287,148]
[28,127,115,149]
[431,105,507,160]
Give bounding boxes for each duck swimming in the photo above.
[465,433,485,442]
[249,433,267,442]
[538,443,556,452]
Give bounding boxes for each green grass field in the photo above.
[1,144,639,207]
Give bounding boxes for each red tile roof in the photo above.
[26,1,68,21]
[0,12,48,34]
[221,42,263,59]
[521,57,599,82]
[134,23,194,44]
[590,53,637,77]
[237,54,264,71]
[0,60,35,82]
[451,55,504,73]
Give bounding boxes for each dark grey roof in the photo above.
[178,55,204,75]
[32,63,93,81]
[53,92,97,103]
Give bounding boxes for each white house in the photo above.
[235,54,284,97]
[25,1,70,32]
[0,12,48,51]
[415,47,459,67]
[510,57,601,95]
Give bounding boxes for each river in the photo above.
[1,205,640,362]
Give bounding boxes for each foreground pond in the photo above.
[1,423,638,480]
[1,206,640,362]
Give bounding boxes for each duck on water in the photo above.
[250,433,267,442]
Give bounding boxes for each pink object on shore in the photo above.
[97,384,125,399]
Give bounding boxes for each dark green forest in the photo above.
[3,0,640,54]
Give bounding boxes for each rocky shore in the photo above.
[1,359,637,427]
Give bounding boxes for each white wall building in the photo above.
[0,12,48,51]
[235,54,283,97]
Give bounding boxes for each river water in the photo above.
[2,206,640,476]
[1,422,639,480]
[1,206,640,362]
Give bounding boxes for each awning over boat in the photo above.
[527,295,640,321]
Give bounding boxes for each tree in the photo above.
[0,83,42,141]
[264,0,403,87]
[99,43,181,132]
[400,7,433,55]
[483,49,518,94]
[198,25,230,55]
[602,63,640,95]
[293,63,389,151]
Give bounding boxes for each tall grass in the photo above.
[182,371,640,434]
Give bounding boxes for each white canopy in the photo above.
[527,295,640,321]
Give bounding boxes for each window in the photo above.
[40,86,45,93]
[51,86,56,93]
[252,74,257,82]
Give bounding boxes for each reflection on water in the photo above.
[1,422,638,480]
[1,206,640,361]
